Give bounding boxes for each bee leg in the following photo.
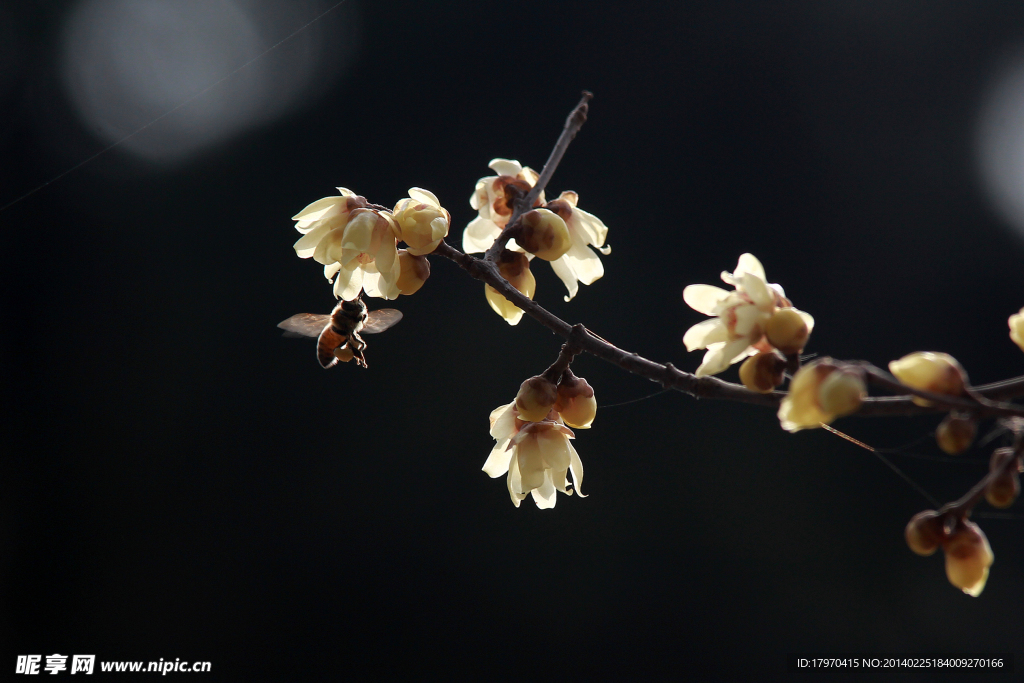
[348,332,368,368]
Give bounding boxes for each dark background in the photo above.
[3,1,1024,680]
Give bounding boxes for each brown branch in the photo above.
[438,93,1024,423]
[939,428,1023,520]
[860,364,1024,419]
[436,241,1011,417]
[483,91,593,262]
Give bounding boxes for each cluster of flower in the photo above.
[482,372,596,508]
[681,254,1024,596]
[463,159,611,324]
[291,188,450,300]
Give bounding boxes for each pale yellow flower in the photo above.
[888,352,967,406]
[392,188,450,256]
[1009,307,1024,352]
[683,254,813,377]
[291,188,368,257]
[463,159,543,253]
[777,359,865,432]
[544,191,611,301]
[313,208,401,300]
[482,402,584,509]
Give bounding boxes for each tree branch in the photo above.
[483,91,593,262]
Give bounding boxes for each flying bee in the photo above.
[278,297,402,369]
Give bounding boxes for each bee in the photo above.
[278,297,402,369]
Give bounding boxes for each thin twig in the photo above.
[483,91,593,262]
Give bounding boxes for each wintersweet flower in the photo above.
[1009,307,1024,352]
[463,159,544,253]
[777,359,865,432]
[683,254,814,377]
[944,520,993,597]
[482,402,584,509]
[291,188,368,258]
[888,352,967,406]
[392,188,450,256]
[485,252,535,325]
[393,250,430,296]
[313,207,401,300]
[517,209,571,261]
[544,191,612,301]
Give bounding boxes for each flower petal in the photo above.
[507,454,526,508]
[564,240,604,286]
[531,473,558,509]
[695,337,752,377]
[537,431,571,471]
[734,253,765,281]
[550,255,580,302]
[683,284,731,315]
[568,442,585,497]
[515,438,545,492]
[739,272,773,309]
[334,266,364,300]
[293,223,332,258]
[489,403,517,439]
[573,207,609,247]
[482,439,513,477]
[407,187,440,208]
[488,158,523,177]
[463,216,501,253]
[292,195,344,223]
[683,319,729,351]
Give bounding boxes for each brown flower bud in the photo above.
[817,368,866,417]
[986,447,1021,509]
[739,352,785,393]
[517,209,571,261]
[943,520,993,597]
[905,510,945,557]
[555,374,597,429]
[395,250,430,295]
[888,352,968,407]
[515,376,559,422]
[764,308,809,356]
[935,413,976,455]
[485,252,536,325]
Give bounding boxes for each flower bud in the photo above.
[392,188,450,255]
[1010,307,1024,352]
[764,308,809,356]
[739,352,785,393]
[517,208,571,261]
[817,368,866,416]
[777,358,839,432]
[888,352,968,407]
[935,413,976,455]
[905,510,945,556]
[555,374,597,429]
[515,376,559,422]
[395,250,430,295]
[943,520,993,597]
[985,447,1021,509]
[485,252,536,325]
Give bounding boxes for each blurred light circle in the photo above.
[60,0,356,164]
[976,51,1024,240]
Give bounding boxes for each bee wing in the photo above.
[278,313,331,338]
[362,309,403,334]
